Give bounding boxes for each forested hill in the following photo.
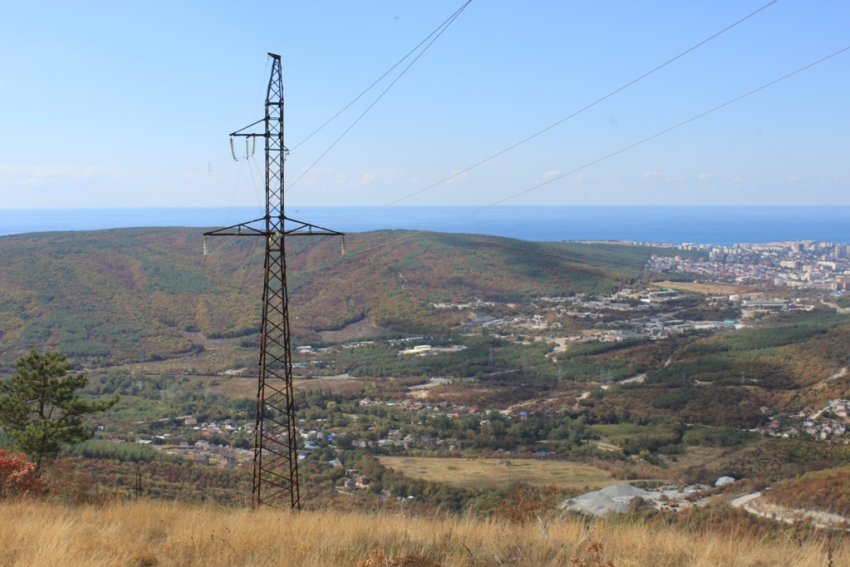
[0,227,681,366]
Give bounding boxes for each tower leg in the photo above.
[252,231,300,509]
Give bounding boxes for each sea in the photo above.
[1,206,849,246]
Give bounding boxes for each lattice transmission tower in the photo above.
[205,53,343,509]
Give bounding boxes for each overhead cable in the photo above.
[285,0,472,193]
[350,44,850,256]
[340,0,779,223]
[289,1,473,153]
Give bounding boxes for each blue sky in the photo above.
[0,1,848,209]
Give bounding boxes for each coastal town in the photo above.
[645,239,850,292]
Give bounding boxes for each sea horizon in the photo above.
[1,205,849,247]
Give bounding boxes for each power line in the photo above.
[285,0,472,194]
[289,1,473,153]
[350,44,850,256]
[340,0,779,224]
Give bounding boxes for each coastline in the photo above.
[2,205,849,245]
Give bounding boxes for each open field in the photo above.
[590,424,665,446]
[91,343,256,379]
[379,456,617,490]
[0,499,844,567]
[659,445,732,470]
[649,281,750,294]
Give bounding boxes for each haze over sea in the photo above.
[1,206,849,246]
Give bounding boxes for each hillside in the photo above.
[0,499,843,567]
[766,463,850,517]
[0,228,679,366]
[588,311,850,428]
[7,226,850,528]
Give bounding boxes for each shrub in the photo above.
[0,448,47,499]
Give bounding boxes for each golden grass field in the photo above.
[379,457,617,490]
[649,281,748,294]
[0,499,844,567]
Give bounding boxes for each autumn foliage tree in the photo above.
[0,350,119,472]
[0,448,46,498]
[497,483,561,522]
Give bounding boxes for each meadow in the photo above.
[648,281,747,295]
[0,499,843,567]
[379,456,622,490]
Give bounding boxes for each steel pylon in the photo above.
[205,53,343,509]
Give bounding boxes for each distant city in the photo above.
[629,240,850,291]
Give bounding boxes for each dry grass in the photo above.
[657,446,730,470]
[379,457,617,490]
[0,499,844,567]
[649,281,751,295]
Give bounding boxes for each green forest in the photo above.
[0,229,692,368]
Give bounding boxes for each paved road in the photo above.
[621,374,646,384]
[821,300,847,314]
[730,492,761,508]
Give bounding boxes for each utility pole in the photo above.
[205,53,343,509]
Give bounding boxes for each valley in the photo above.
[2,227,850,528]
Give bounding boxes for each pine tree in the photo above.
[0,350,119,472]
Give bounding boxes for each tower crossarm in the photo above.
[204,216,344,238]
[203,217,267,237]
[281,216,344,236]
